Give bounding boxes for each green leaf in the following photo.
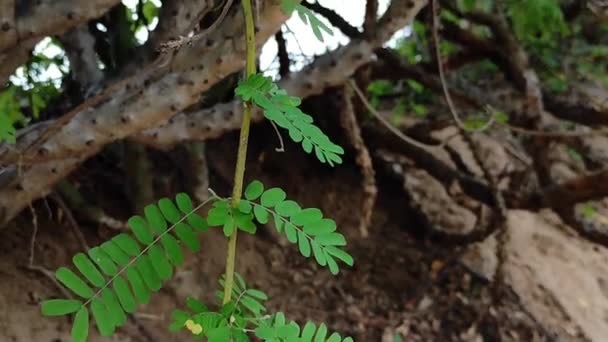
[113,277,136,313]
[277,322,299,337]
[208,204,230,226]
[567,147,583,162]
[169,309,189,332]
[187,213,208,232]
[311,241,327,266]
[175,222,200,252]
[88,247,118,276]
[291,208,323,226]
[315,232,347,246]
[315,146,326,163]
[327,332,342,342]
[253,205,269,224]
[581,202,597,219]
[325,246,354,266]
[326,254,339,275]
[207,326,231,342]
[145,204,167,234]
[100,241,130,266]
[71,307,89,342]
[235,211,257,234]
[297,231,311,257]
[238,201,252,214]
[245,180,264,200]
[223,216,236,237]
[142,0,159,23]
[101,288,127,326]
[128,215,153,245]
[41,299,82,316]
[281,0,297,14]
[112,234,141,256]
[289,127,303,142]
[136,255,162,291]
[293,5,333,42]
[284,224,298,243]
[245,289,268,300]
[302,321,316,339]
[234,273,247,293]
[158,198,180,224]
[493,110,509,123]
[126,267,150,304]
[303,218,336,235]
[72,253,105,287]
[302,139,313,153]
[275,312,286,326]
[314,323,328,342]
[91,298,115,336]
[148,245,173,281]
[241,296,266,316]
[0,110,16,144]
[256,324,276,339]
[55,267,94,299]
[274,213,284,233]
[276,200,301,217]
[261,188,287,207]
[161,234,184,266]
[175,193,194,214]
[186,297,208,313]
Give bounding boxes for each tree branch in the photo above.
[0,0,121,85]
[275,29,290,77]
[0,0,429,226]
[0,1,294,226]
[301,1,362,39]
[59,25,104,95]
[133,0,428,148]
[364,0,379,36]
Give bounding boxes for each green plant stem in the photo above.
[223,0,256,305]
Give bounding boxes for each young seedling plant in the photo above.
[40,1,354,341]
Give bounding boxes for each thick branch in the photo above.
[134,0,428,147]
[0,0,121,84]
[133,41,375,147]
[0,0,428,226]
[364,0,379,35]
[149,0,213,48]
[0,1,293,226]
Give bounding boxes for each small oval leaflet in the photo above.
[245,180,264,200]
[261,188,286,207]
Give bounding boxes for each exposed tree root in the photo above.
[340,86,377,238]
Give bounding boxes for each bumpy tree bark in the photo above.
[0,0,427,225]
